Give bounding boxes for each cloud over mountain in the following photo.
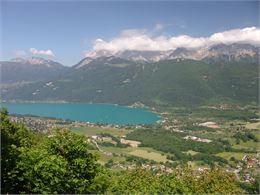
[85,27,260,57]
[29,48,55,56]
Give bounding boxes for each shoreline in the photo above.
[9,113,160,128]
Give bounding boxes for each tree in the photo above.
[159,170,194,194]
[1,109,110,194]
[110,168,161,194]
[105,159,114,168]
[195,167,244,194]
[1,108,38,193]
[109,167,244,194]
[11,147,68,194]
[10,129,104,194]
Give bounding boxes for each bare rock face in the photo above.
[81,43,259,65]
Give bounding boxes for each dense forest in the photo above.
[1,108,259,194]
[3,58,258,107]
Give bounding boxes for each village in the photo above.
[9,113,260,185]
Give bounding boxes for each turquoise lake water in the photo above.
[1,103,160,125]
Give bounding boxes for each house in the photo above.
[198,121,220,129]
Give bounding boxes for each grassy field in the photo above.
[129,148,169,163]
[187,161,209,169]
[245,122,260,129]
[253,130,260,139]
[98,146,169,163]
[71,126,170,163]
[197,131,231,140]
[233,141,259,150]
[100,146,133,154]
[70,126,131,137]
[216,152,248,161]
[97,152,125,165]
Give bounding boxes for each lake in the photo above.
[1,103,160,125]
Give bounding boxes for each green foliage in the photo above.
[108,167,244,194]
[233,132,259,142]
[182,124,217,132]
[184,107,258,121]
[158,168,198,193]
[195,168,244,194]
[3,59,258,106]
[87,168,113,194]
[98,133,128,148]
[192,153,228,166]
[1,108,40,193]
[105,159,114,168]
[13,147,68,194]
[1,109,108,194]
[125,155,151,165]
[109,169,162,194]
[10,129,103,194]
[239,174,260,195]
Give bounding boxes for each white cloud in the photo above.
[209,27,260,45]
[29,48,54,56]
[85,26,260,57]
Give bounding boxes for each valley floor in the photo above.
[9,104,260,184]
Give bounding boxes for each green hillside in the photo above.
[2,58,258,106]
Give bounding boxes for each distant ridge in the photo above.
[80,43,259,64]
[1,43,258,106]
[1,56,68,83]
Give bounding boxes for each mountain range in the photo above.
[1,57,68,84]
[84,43,258,63]
[1,43,259,107]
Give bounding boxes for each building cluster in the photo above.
[9,115,147,134]
[10,116,59,133]
[241,155,260,168]
[120,138,141,148]
[236,155,260,183]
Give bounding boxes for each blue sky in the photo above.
[1,0,259,65]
